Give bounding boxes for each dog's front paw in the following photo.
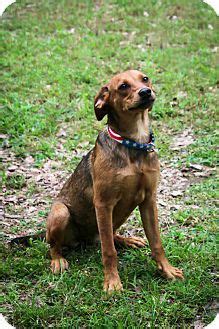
[157,259,184,280]
[103,273,123,293]
[51,257,69,274]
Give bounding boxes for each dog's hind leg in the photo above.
[46,202,73,274]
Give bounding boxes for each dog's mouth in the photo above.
[128,98,155,111]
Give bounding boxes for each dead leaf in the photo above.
[24,156,34,164]
[44,84,51,91]
[67,28,75,34]
[5,214,22,219]
[194,320,204,329]
[5,195,17,203]
[177,91,188,98]
[78,141,89,148]
[170,205,181,210]
[8,165,18,172]
[171,191,183,197]
[190,164,203,171]
[183,216,199,226]
[158,200,167,207]
[169,15,178,20]
[57,129,67,138]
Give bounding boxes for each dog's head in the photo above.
[94,70,155,121]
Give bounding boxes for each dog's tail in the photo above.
[9,231,46,246]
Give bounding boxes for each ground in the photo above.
[0,0,218,328]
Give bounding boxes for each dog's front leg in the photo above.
[139,194,184,280]
[95,203,123,292]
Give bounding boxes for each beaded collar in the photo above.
[107,126,156,152]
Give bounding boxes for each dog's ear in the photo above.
[94,85,110,121]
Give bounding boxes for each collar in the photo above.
[107,125,156,152]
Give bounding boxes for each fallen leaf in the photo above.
[177,91,188,98]
[57,129,67,138]
[44,84,51,91]
[67,28,75,34]
[24,156,34,164]
[171,191,183,197]
[8,165,18,172]
[194,320,204,329]
[5,214,22,219]
[189,164,203,171]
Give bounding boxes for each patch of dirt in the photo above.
[1,130,216,241]
[170,128,194,150]
[1,149,65,240]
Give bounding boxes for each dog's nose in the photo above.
[138,88,151,97]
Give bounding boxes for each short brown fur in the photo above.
[46,70,183,292]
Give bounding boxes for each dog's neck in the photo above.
[108,110,150,144]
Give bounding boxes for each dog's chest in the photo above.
[117,160,159,204]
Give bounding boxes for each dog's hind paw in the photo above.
[51,257,69,274]
[114,234,146,249]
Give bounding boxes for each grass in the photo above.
[0,0,218,327]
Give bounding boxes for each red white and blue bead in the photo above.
[107,126,156,152]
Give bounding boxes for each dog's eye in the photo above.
[143,76,149,82]
[118,83,130,90]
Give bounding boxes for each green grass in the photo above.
[1,0,218,163]
[1,214,217,328]
[1,0,218,327]
[4,173,26,189]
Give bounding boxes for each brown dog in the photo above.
[46,70,184,292]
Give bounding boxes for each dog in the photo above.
[46,70,184,292]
